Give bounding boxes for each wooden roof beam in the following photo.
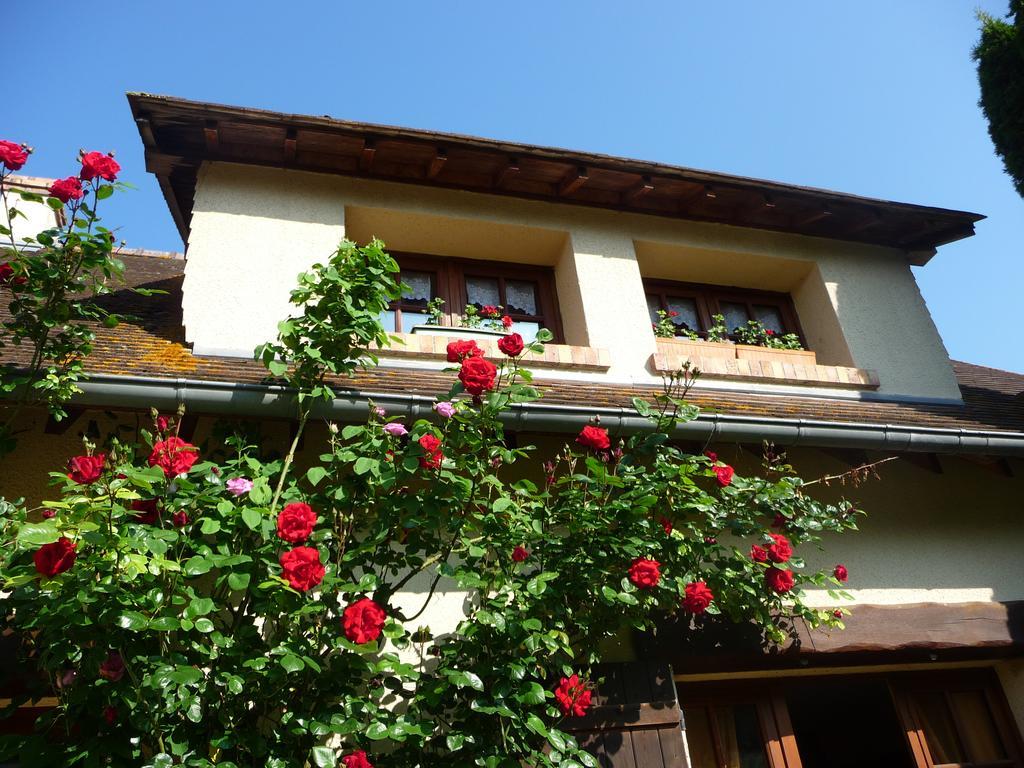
[203,120,220,154]
[135,117,157,148]
[558,166,588,197]
[846,208,884,235]
[284,128,297,162]
[426,148,447,179]
[623,175,654,204]
[494,157,520,188]
[795,205,834,227]
[360,139,377,172]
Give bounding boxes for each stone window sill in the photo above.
[374,332,610,372]
[651,338,878,389]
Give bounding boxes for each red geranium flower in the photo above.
[458,355,497,395]
[750,544,768,563]
[446,339,483,362]
[34,537,77,577]
[418,433,444,469]
[501,314,513,328]
[131,498,160,524]
[79,151,120,182]
[0,140,29,171]
[766,533,792,564]
[67,453,105,484]
[682,581,714,613]
[765,567,795,594]
[342,597,387,644]
[553,674,592,717]
[342,750,374,768]
[148,437,199,478]
[48,176,84,203]
[512,545,530,562]
[628,557,661,589]
[833,564,848,582]
[277,502,317,543]
[713,465,734,487]
[575,425,610,451]
[480,304,499,318]
[497,332,524,357]
[279,546,325,592]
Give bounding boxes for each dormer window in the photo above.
[644,279,804,345]
[382,253,563,343]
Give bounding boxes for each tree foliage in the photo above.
[975,1,1024,197]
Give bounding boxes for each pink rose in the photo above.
[226,477,253,496]
[433,401,456,418]
[383,422,408,437]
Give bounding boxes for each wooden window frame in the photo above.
[391,252,565,342]
[643,278,806,347]
[677,669,1024,768]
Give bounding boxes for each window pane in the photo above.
[667,297,700,331]
[715,704,769,768]
[466,276,500,308]
[910,693,964,764]
[949,690,1007,762]
[506,279,538,315]
[401,270,433,305]
[511,321,540,343]
[646,294,662,324]
[401,311,430,331]
[720,301,750,332]
[379,310,397,333]
[752,305,785,334]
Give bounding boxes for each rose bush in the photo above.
[0,240,860,767]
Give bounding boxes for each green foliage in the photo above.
[731,320,803,350]
[0,241,861,766]
[974,1,1024,197]
[0,171,132,454]
[651,309,699,340]
[705,312,730,343]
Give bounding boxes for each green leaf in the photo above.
[241,508,262,530]
[354,456,379,476]
[306,466,328,487]
[183,556,213,577]
[525,713,548,738]
[249,477,272,505]
[280,654,304,673]
[194,618,215,633]
[228,571,250,591]
[17,522,60,546]
[311,747,335,767]
[548,729,567,753]
[117,611,149,631]
[200,518,221,534]
[149,616,180,631]
[365,721,390,740]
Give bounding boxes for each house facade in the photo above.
[2,93,1024,766]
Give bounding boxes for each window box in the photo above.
[656,337,737,361]
[409,324,507,340]
[735,344,817,366]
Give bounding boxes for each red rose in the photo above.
[682,581,714,614]
[41,509,56,519]
[98,651,124,682]
[279,546,325,592]
[418,433,444,469]
[833,564,848,582]
[553,674,592,717]
[512,545,530,562]
[131,499,160,524]
[659,516,673,535]
[67,453,105,484]
[713,465,734,487]
[446,339,482,362]
[497,332,524,357]
[0,140,29,171]
[833,609,843,619]
[148,437,199,478]
[79,151,120,182]
[156,415,170,432]
[501,315,513,329]
[34,537,77,577]
[0,262,12,283]
[771,513,787,529]
[765,567,795,594]
[277,502,317,543]
[48,176,84,203]
[342,597,387,644]
[704,451,717,462]
[342,750,374,768]
[628,557,661,589]
[172,510,189,528]
[767,533,792,564]
[750,544,768,563]
[575,425,610,451]
[102,706,117,726]
[458,355,497,395]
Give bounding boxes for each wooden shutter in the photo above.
[562,661,689,767]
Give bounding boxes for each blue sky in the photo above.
[8,1,1023,372]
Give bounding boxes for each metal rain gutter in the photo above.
[70,373,1024,458]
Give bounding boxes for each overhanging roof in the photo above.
[127,93,983,262]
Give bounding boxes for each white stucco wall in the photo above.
[185,162,962,399]
[1,176,59,245]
